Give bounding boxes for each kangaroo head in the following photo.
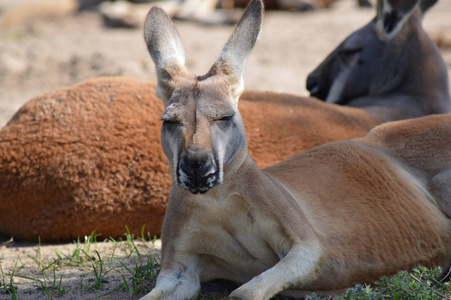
[144,0,263,194]
[306,0,440,105]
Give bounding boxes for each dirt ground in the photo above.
[0,0,450,299]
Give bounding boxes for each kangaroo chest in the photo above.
[174,194,286,281]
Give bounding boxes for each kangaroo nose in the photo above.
[178,150,219,194]
[179,156,214,180]
[306,75,319,96]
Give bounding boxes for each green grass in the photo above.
[119,253,160,294]
[0,230,160,299]
[0,260,20,300]
[306,265,451,300]
[1,232,450,299]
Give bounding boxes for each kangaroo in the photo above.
[141,1,451,299]
[306,0,450,123]
[0,0,448,244]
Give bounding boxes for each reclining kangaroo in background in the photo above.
[307,0,450,122]
[0,0,449,243]
[141,0,451,299]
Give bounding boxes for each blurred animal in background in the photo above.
[0,0,374,29]
[307,0,450,122]
[98,0,374,26]
[3,0,450,48]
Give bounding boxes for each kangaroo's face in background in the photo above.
[160,75,245,194]
[307,22,384,103]
[306,0,436,105]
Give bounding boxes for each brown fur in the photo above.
[261,114,451,292]
[0,77,377,242]
[0,77,167,241]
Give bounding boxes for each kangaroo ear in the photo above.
[376,0,420,39]
[419,0,437,15]
[144,7,188,104]
[208,0,263,106]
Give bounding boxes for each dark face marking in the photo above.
[383,11,401,34]
[247,212,255,224]
[177,149,220,194]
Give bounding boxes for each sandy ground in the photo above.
[0,0,450,299]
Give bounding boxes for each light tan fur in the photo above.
[141,0,451,299]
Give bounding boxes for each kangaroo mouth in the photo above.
[309,86,330,102]
[308,86,320,98]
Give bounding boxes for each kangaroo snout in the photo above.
[177,150,219,194]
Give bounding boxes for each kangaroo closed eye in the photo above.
[217,115,234,122]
